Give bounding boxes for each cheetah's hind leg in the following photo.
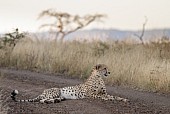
[40,97,65,104]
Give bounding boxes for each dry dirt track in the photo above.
[0,68,170,114]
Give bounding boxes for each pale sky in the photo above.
[0,0,170,32]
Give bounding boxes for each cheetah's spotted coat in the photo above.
[11,64,128,103]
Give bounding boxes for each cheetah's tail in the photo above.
[11,90,40,102]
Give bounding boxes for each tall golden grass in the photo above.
[0,37,170,93]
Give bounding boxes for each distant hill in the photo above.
[2,28,169,42]
[65,28,170,42]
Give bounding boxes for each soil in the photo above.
[0,68,170,114]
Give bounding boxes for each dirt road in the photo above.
[0,68,170,114]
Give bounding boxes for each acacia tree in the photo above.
[38,9,105,42]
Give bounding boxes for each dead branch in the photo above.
[134,16,148,44]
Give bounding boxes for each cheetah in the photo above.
[11,64,128,103]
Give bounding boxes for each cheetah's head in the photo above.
[92,64,110,77]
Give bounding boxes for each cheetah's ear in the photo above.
[94,64,102,70]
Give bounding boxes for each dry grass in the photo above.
[0,90,8,114]
[0,37,170,93]
[0,73,8,114]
